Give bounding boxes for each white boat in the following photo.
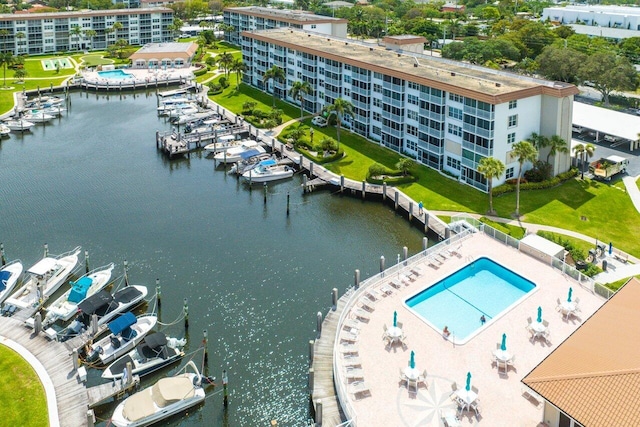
[172,112,217,125]
[213,140,265,164]
[242,159,294,183]
[4,246,81,310]
[110,360,210,427]
[165,104,199,118]
[42,263,115,327]
[4,119,35,132]
[229,152,274,175]
[29,107,65,117]
[84,312,157,365]
[22,111,55,123]
[0,260,23,304]
[0,123,10,137]
[203,134,242,152]
[102,332,186,380]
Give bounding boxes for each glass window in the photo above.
[448,107,463,120]
[448,123,462,137]
[507,132,515,144]
[508,115,518,128]
[505,167,514,179]
[449,93,463,103]
[509,100,517,109]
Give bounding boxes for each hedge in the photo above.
[368,175,417,185]
[493,168,579,196]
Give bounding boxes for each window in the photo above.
[372,112,381,121]
[372,126,381,136]
[344,75,351,83]
[509,100,517,109]
[508,114,518,128]
[507,132,515,144]
[344,88,350,96]
[344,64,351,71]
[407,124,418,137]
[449,93,463,103]
[448,123,462,137]
[311,24,316,29]
[448,107,463,120]
[447,157,461,170]
[407,110,418,121]
[408,81,419,90]
[373,84,382,93]
[408,94,418,106]
[505,167,514,179]
[373,98,382,108]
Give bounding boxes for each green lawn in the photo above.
[78,54,113,67]
[22,58,76,78]
[0,346,48,426]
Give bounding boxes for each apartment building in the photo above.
[542,5,640,30]
[241,29,579,191]
[223,6,347,46]
[0,8,174,55]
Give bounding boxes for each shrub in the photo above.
[193,65,208,77]
[494,168,579,196]
[368,163,387,179]
[208,83,223,94]
[583,263,603,277]
[524,161,551,183]
[219,76,229,88]
[537,231,586,261]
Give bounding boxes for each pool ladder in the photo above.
[465,255,475,263]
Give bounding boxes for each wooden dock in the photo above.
[0,317,89,427]
[155,123,251,158]
[87,375,139,408]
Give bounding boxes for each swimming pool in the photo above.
[405,257,536,344]
[98,69,134,80]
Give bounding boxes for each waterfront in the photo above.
[0,91,426,426]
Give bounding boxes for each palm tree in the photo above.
[216,52,233,77]
[13,67,27,82]
[512,140,538,217]
[262,65,285,106]
[289,80,311,119]
[477,156,506,215]
[0,29,8,53]
[230,58,246,88]
[323,97,354,149]
[70,25,83,50]
[545,135,569,166]
[0,52,14,87]
[396,157,415,177]
[83,29,97,51]
[573,143,596,179]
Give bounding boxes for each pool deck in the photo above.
[81,67,195,87]
[336,233,606,426]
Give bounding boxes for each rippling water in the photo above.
[0,91,426,426]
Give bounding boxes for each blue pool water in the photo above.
[98,69,133,80]
[405,257,536,343]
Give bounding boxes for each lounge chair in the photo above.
[343,319,360,332]
[441,409,462,427]
[542,320,549,328]
[526,316,532,326]
[426,257,440,269]
[352,308,370,321]
[389,279,402,289]
[359,297,375,312]
[380,285,394,295]
[408,378,418,394]
[364,288,380,301]
[349,381,370,398]
[418,369,428,389]
[507,355,516,370]
[410,266,423,276]
[396,321,403,329]
[471,385,479,394]
[340,331,358,343]
[399,367,407,386]
[343,356,361,367]
[339,344,358,354]
[556,298,562,311]
[344,368,364,380]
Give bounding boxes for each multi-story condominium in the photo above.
[543,5,640,30]
[223,6,347,46]
[241,29,579,191]
[0,8,174,55]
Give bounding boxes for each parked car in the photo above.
[311,116,327,127]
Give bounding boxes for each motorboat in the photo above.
[83,312,157,365]
[242,159,295,183]
[102,332,186,380]
[229,151,274,175]
[110,360,212,427]
[4,246,81,310]
[29,106,65,117]
[165,104,199,118]
[203,134,242,152]
[58,284,148,342]
[171,112,218,125]
[0,123,10,137]
[21,111,55,123]
[42,263,115,327]
[213,140,265,164]
[0,260,23,304]
[4,119,35,132]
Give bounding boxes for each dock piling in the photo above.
[308,367,314,392]
[394,191,399,210]
[424,213,429,234]
[354,269,360,289]
[222,370,229,408]
[286,192,290,216]
[44,243,48,257]
[1,243,5,266]
[303,174,307,193]
[263,183,267,204]
[309,162,314,178]
[331,288,338,311]
[340,175,345,193]
[316,311,323,338]
[87,410,95,427]
[308,340,314,366]
[403,246,408,264]
[184,298,189,329]
[156,279,161,308]
[383,182,387,201]
[72,348,79,371]
[316,399,323,426]
[34,312,42,335]
[380,255,385,273]
[203,329,209,364]
[123,260,129,286]
[91,314,98,336]
[409,202,413,221]
[423,237,428,251]
[362,181,366,199]
[85,250,89,273]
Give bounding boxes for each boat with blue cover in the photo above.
[0,260,24,304]
[241,158,295,183]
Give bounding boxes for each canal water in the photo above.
[0,91,426,426]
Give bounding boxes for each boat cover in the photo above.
[114,286,143,304]
[68,277,94,303]
[27,258,58,276]
[258,159,277,167]
[78,290,113,314]
[143,332,167,349]
[108,354,134,377]
[108,312,137,335]
[0,271,11,292]
[240,148,262,160]
[122,376,196,422]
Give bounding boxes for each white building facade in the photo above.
[542,5,640,30]
[0,8,174,55]
[223,6,347,46]
[241,29,578,191]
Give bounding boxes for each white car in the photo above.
[312,116,328,127]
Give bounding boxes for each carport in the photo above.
[573,103,640,151]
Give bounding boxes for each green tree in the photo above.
[0,29,9,53]
[70,25,83,50]
[83,29,97,51]
[13,67,27,82]
[262,65,285,107]
[573,143,595,180]
[215,52,233,77]
[230,58,246,88]
[477,156,505,215]
[535,46,585,83]
[323,97,354,148]
[512,140,538,217]
[289,80,311,119]
[0,52,14,87]
[545,135,569,169]
[579,52,638,107]
[114,38,129,59]
[320,137,337,154]
[395,157,415,177]
[620,36,640,63]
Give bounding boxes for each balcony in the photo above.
[461,157,478,170]
[381,125,403,139]
[382,81,404,93]
[462,122,494,140]
[418,126,444,140]
[381,95,404,108]
[462,141,492,157]
[418,108,444,122]
[381,111,404,124]
[463,105,494,120]
[351,86,370,96]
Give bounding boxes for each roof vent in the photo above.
[495,83,501,87]
[345,42,348,45]
[308,34,311,37]
[451,72,456,76]
[413,63,418,67]
[397,53,401,57]
[369,47,373,51]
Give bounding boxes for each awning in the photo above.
[573,102,640,141]
[240,148,262,159]
[108,312,137,335]
[143,332,167,349]
[27,258,58,276]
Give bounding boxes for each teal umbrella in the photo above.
[465,372,471,391]
[568,287,573,303]
[501,333,507,351]
[537,306,542,323]
[409,350,415,369]
[393,310,397,327]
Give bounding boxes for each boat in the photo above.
[0,260,24,304]
[203,134,243,152]
[213,140,265,164]
[4,246,81,310]
[4,119,35,132]
[165,104,199,118]
[229,151,274,175]
[21,111,55,123]
[102,332,187,380]
[29,106,66,117]
[83,312,157,365]
[241,159,295,183]
[58,284,148,342]
[0,123,10,137]
[42,263,115,327]
[171,112,219,125]
[110,360,212,427]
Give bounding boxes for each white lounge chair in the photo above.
[410,266,423,276]
[352,308,370,321]
[441,409,462,427]
[349,381,370,398]
[358,297,375,312]
[344,367,364,380]
[389,279,402,289]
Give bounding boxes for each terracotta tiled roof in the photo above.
[523,278,640,426]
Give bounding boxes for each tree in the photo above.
[262,65,285,107]
[0,29,8,53]
[535,46,585,83]
[114,39,129,59]
[620,37,640,63]
[579,52,638,107]
[320,137,337,154]
[0,52,14,87]
[573,143,595,180]
[545,135,569,170]
[230,58,246,88]
[215,52,233,77]
[395,157,415,177]
[511,140,538,217]
[13,67,27,82]
[323,97,354,149]
[70,25,83,50]
[289,80,311,119]
[477,156,505,215]
[83,29,97,51]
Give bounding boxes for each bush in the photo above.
[368,163,387,179]
[368,175,417,185]
[494,168,579,196]
[193,65,208,77]
[524,161,551,183]
[480,217,526,239]
[219,76,229,88]
[583,263,603,277]
[537,231,586,261]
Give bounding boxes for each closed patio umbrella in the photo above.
[465,372,472,391]
[568,287,573,303]
[537,306,542,323]
[393,310,397,327]
[501,333,507,351]
[409,350,415,369]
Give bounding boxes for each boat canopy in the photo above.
[259,159,277,167]
[114,286,143,304]
[27,258,58,276]
[78,290,113,315]
[109,312,137,335]
[143,332,167,349]
[0,270,11,292]
[240,148,262,160]
[68,277,94,303]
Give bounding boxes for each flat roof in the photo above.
[569,24,640,39]
[134,42,196,54]
[243,29,579,104]
[520,234,565,258]
[0,8,171,20]
[224,6,347,24]
[545,5,640,16]
[573,102,640,141]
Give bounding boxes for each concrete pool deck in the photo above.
[336,232,606,426]
[81,67,195,86]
